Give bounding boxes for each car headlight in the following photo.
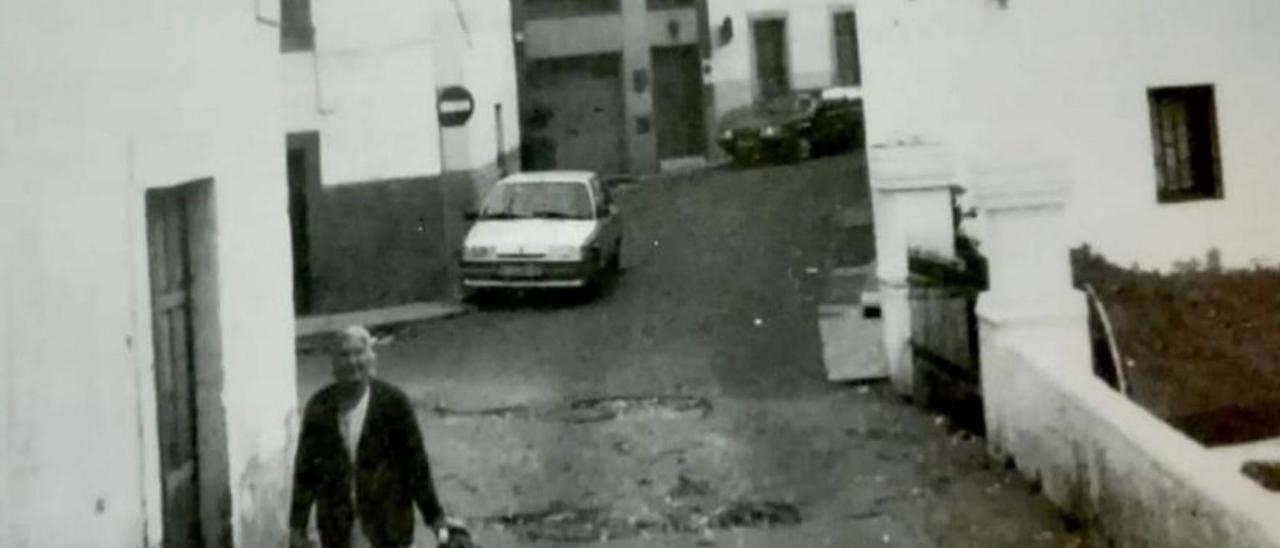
[463,246,495,260]
[761,125,781,137]
[548,245,582,261]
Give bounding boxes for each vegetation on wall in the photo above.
[1070,245,1280,446]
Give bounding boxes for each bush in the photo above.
[1070,246,1280,446]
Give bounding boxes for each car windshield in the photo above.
[480,182,594,220]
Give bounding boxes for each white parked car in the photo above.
[459,171,623,294]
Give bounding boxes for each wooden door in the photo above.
[651,45,707,159]
[146,186,203,547]
[752,18,790,99]
[526,54,627,174]
[832,11,862,87]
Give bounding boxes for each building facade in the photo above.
[860,0,1280,269]
[1,1,296,546]
[282,0,522,314]
[513,0,712,174]
[704,0,865,155]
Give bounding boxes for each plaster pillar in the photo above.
[972,160,1091,453]
[869,144,957,397]
[622,0,658,173]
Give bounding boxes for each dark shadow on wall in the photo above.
[302,154,519,315]
[307,174,452,313]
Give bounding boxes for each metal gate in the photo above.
[909,252,986,432]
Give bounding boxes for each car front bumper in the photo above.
[717,134,793,161]
[460,260,594,288]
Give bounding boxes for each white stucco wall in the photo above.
[706,0,862,115]
[282,0,520,185]
[282,0,442,185]
[861,0,1280,268]
[0,1,297,546]
[434,0,522,174]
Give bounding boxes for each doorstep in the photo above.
[819,262,888,382]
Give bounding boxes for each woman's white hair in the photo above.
[336,324,377,350]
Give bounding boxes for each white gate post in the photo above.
[869,144,957,397]
[971,159,1091,452]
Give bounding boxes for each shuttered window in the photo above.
[280,0,315,52]
[753,18,790,99]
[833,11,861,87]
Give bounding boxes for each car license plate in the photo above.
[499,264,542,278]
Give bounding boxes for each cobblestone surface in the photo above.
[298,152,1088,547]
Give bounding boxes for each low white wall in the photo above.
[860,0,1280,269]
[983,344,1280,548]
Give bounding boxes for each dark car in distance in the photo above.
[715,87,864,166]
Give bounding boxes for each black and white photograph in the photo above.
[3,0,1279,546]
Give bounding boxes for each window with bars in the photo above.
[832,10,861,87]
[1147,85,1222,203]
[280,0,315,52]
[523,0,620,19]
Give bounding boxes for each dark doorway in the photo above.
[286,132,320,315]
[146,185,202,548]
[752,17,790,99]
[651,45,707,159]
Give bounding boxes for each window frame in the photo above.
[830,8,862,87]
[280,0,315,53]
[1146,84,1224,204]
[749,13,792,101]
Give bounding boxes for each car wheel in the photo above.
[460,287,487,306]
[607,240,622,276]
[793,138,813,163]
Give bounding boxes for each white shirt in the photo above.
[338,385,372,548]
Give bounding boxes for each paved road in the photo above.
[298,153,1086,547]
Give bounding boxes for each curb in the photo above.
[295,301,472,339]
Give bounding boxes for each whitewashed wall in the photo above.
[434,0,522,175]
[282,0,442,185]
[706,0,861,115]
[861,0,1280,269]
[282,0,520,185]
[0,1,297,546]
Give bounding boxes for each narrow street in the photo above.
[298,153,1085,547]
